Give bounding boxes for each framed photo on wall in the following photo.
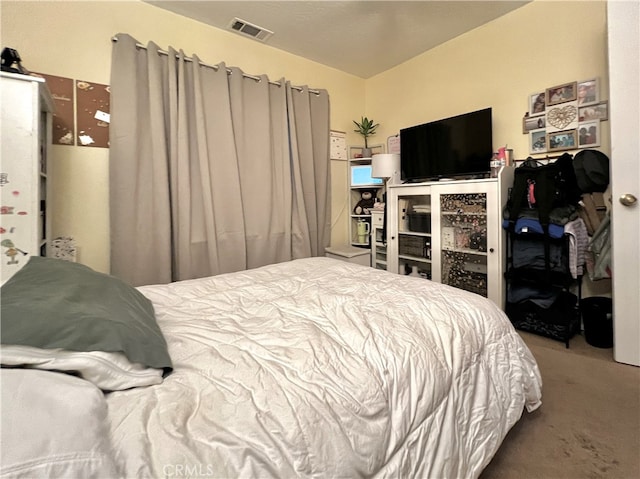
[547,129,577,152]
[523,115,546,133]
[579,101,608,121]
[546,81,578,106]
[577,78,599,106]
[578,121,600,148]
[529,92,546,116]
[529,129,547,154]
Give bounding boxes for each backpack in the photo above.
[573,149,610,193]
[507,153,581,228]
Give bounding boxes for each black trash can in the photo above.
[581,297,613,348]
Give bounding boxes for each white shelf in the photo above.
[398,231,431,237]
[399,255,431,264]
[442,247,488,256]
[348,145,385,251]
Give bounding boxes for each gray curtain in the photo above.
[110,34,330,286]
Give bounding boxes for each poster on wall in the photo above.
[33,73,75,145]
[330,130,347,160]
[76,80,110,148]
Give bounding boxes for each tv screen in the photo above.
[400,108,493,182]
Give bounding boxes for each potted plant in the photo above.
[353,116,379,158]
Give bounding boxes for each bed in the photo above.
[1,256,542,478]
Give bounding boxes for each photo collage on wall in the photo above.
[522,78,608,155]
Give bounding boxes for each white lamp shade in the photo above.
[371,153,400,179]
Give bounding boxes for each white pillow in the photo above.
[0,345,164,391]
[0,368,121,478]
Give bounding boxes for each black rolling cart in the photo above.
[501,154,589,348]
[504,228,582,348]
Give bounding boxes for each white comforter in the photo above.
[106,257,542,478]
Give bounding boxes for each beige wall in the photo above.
[365,0,611,297]
[366,0,609,159]
[1,0,364,272]
[2,1,611,297]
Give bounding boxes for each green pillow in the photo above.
[1,257,172,373]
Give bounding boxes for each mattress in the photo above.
[105,257,542,478]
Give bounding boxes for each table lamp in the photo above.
[371,153,400,184]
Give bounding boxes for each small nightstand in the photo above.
[370,210,387,270]
[325,245,371,267]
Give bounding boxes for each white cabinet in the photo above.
[370,210,387,270]
[387,167,514,307]
[0,72,54,284]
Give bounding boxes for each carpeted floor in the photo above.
[480,331,640,479]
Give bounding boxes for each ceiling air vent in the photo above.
[229,17,274,42]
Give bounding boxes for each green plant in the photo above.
[353,116,379,148]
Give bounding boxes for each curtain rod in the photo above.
[111,36,319,95]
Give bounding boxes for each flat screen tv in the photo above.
[400,108,493,182]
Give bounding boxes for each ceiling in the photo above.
[145,1,530,79]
